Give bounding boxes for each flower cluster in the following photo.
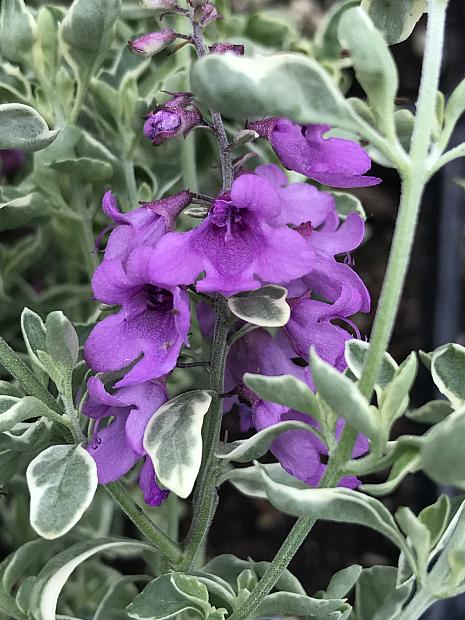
[84,34,379,502]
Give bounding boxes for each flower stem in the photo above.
[228,2,449,617]
[181,295,230,570]
[105,481,183,566]
[358,0,448,400]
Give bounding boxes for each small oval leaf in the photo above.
[228,285,290,328]
[0,104,59,152]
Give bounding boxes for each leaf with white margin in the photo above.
[216,420,324,463]
[333,192,366,221]
[378,352,417,424]
[0,104,59,152]
[244,373,321,420]
[254,591,349,618]
[345,339,398,393]
[218,462,310,499]
[310,349,378,440]
[431,343,465,409]
[21,307,48,384]
[144,390,212,498]
[26,445,98,539]
[228,285,290,327]
[0,396,58,432]
[257,463,411,557]
[191,53,361,129]
[361,0,427,45]
[30,538,152,620]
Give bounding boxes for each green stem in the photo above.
[105,481,183,566]
[398,588,433,620]
[123,157,139,210]
[71,184,99,278]
[181,296,230,570]
[229,3,448,617]
[0,335,67,426]
[70,69,92,125]
[358,0,447,400]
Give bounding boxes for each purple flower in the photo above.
[254,163,335,227]
[84,192,190,387]
[226,329,367,488]
[199,2,220,25]
[143,94,202,146]
[100,189,190,261]
[129,29,178,57]
[209,43,245,55]
[148,174,315,296]
[248,118,381,188]
[83,377,169,506]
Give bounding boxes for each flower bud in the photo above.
[129,29,177,57]
[140,0,178,9]
[199,3,220,25]
[209,42,244,55]
[143,96,202,145]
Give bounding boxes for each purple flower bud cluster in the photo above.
[143,93,202,145]
[85,34,380,501]
[129,29,178,57]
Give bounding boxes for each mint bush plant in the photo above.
[0,0,465,618]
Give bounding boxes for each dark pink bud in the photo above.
[246,118,279,141]
[143,106,202,145]
[0,149,26,177]
[209,43,244,56]
[129,29,177,57]
[199,3,221,25]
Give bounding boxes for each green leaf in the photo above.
[258,464,409,554]
[395,108,414,151]
[332,192,366,220]
[187,572,236,613]
[360,443,420,496]
[421,407,465,489]
[244,373,321,419]
[219,462,309,499]
[360,0,427,45]
[45,311,79,370]
[406,399,453,424]
[345,339,397,392]
[126,573,210,620]
[216,420,323,463]
[314,0,359,61]
[442,78,465,147]
[254,592,349,618]
[21,307,48,383]
[0,104,59,152]
[228,286,290,327]
[0,396,57,432]
[355,566,412,620]
[31,538,151,620]
[310,349,378,439]
[94,575,149,620]
[0,193,52,231]
[395,507,430,570]
[431,343,465,408]
[144,391,212,498]
[379,352,417,425]
[325,565,362,599]
[191,53,360,129]
[0,0,36,63]
[26,444,98,539]
[245,12,294,47]
[338,7,398,136]
[60,0,122,76]
[48,157,113,181]
[418,494,451,549]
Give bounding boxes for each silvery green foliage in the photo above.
[1,1,465,620]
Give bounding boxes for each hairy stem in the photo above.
[358,0,447,399]
[105,481,183,566]
[229,2,448,617]
[181,296,230,569]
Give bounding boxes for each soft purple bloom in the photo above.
[209,42,244,55]
[226,329,367,488]
[129,29,178,57]
[144,94,202,146]
[0,149,26,178]
[148,174,315,296]
[255,163,335,227]
[83,377,169,506]
[100,189,189,261]
[248,118,381,188]
[84,191,190,387]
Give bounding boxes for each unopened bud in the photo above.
[209,42,244,56]
[199,3,221,25]
[143,104,202,146]
[129,29,177,57]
